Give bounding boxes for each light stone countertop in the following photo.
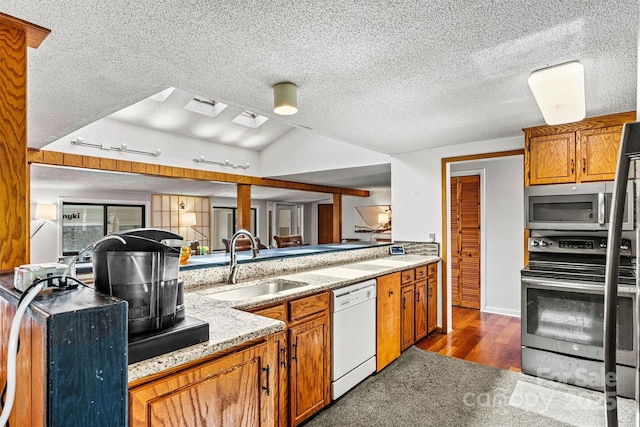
[128,254,440,383]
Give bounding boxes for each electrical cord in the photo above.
[0,281,45,427]
[0,275,84,426]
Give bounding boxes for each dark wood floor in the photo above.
[415,306,521,372]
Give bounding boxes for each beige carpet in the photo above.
[305,346,635,427]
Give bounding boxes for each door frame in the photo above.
[440,149,524,332]
[449,170,485,311]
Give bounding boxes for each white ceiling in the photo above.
[6,1,639,197]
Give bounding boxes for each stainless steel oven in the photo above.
[525,182,633,231]
[520,234,637,398]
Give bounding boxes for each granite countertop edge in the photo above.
[128,254,440,382]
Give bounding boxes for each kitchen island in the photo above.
[129,252,437,381]
[0,242,440,426]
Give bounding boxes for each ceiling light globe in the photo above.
[273,82,298,115]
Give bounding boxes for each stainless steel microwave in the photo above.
[525,181,634,231]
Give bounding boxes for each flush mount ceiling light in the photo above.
[232,110,269,128]
[528,61,585,125]
[273,82,298,115]
[184,96,228,117]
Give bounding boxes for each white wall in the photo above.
[450,156,524,317]
[392,135,524,328]
[259,128,391,176]
[342,188,392,242]
[45,118,262,176]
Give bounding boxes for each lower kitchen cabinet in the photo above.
[427,262,438,334]
[400,283,415,351]
[247,290,330,426]
[128,334,281,427]
[376,272,401,371]
[414,280,428,341]
[289,316,330,425]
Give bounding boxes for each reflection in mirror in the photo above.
[211,207,257,251]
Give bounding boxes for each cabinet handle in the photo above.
[280,347,287,368]
[583,157,586,173]
[262,366,271,396]
[571,158,574,174]
[388,290,393,297]
[292,343,298,361]
[403,296,406,310]
[415,292,420,302]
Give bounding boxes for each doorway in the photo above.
[449,175,480,309]
[318,204,333,244]
[440,149,524,332]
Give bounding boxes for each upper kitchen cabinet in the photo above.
[524,111,636,186]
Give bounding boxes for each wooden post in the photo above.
[237,184,252,233]
[0,13,49,273]
[332,193,342,243]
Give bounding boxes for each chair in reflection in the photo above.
[273,234,304,248]
[222,237,267,253]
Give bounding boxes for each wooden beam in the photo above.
[28,149,371,198]
[0,12,50,48]
[236,184,252,232]
[0,14,49,273]
[332,194,342,243]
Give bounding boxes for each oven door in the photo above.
[521,277,636,367]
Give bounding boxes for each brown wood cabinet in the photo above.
[400,265,430,350]
[400,282,415,351]
[129,335,281,427]
[247,291,331,427]
[376,272,401,372]
[524,111,636,186]
[427,262,438,334]
[414,266,428,341]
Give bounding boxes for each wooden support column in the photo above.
[237,184,252,233]
[0,13,49,273]
[332,193,342,243]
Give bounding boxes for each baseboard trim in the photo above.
[482,305,520,318]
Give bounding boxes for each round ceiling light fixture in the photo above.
[273,82,298,115]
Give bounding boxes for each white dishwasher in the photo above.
[331,278,376,400]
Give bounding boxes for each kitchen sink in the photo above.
[208,280,307,301]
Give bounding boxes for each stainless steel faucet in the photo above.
[228,229,260,284]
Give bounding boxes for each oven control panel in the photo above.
[529,237,632,256]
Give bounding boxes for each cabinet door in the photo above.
[376,272,401,372]
[400,284,415,351]
[528,132,576,184]
[414,281,428,341]
[129,341,277,427]
[577,125,623,182]
[289,315,330,426]
[428,274,438,334]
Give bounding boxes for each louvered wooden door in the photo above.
[450,175,481,309]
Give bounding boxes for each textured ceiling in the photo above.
[5,1,639,185]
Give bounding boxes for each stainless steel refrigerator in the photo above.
[604,121,640,426]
